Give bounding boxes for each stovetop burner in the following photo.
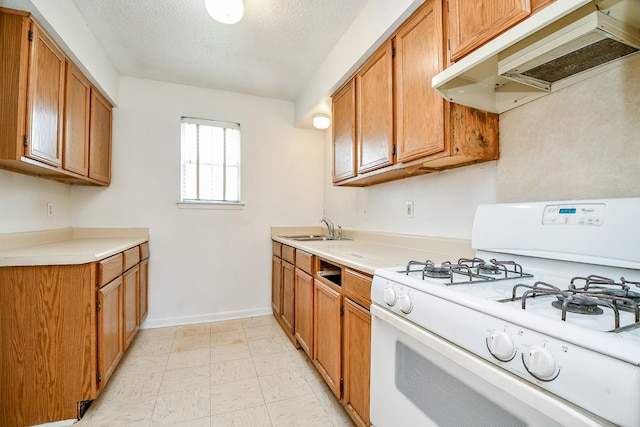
[402,257,533,285]
[507,276,640,330]
[551,294,605,316]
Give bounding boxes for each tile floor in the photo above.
[77,315,355,427]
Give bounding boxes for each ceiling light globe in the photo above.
[206,0,244,24]
[313,113,331,130]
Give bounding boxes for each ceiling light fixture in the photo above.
[313,113,331,130]
[205,0,244,24]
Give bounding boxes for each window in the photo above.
[180,117,241,204]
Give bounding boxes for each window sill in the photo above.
[177,201,245,210]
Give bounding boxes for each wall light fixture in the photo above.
[206,0,244,24]
[313,113,331,130]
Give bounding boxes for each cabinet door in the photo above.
[343,299,371,427]
[64,61,91,176]
[139,258,149,323]
[313,280,342,398]
[281,261,295,335]
[294,268,314,358]
[88,89,112,183]
[0,11,30,161]
[447,0,531,63]
[332,79,356,182]
[0,264,97,427]
[97,276,123,390]
[356,40,393,174]
[272,255,282,316]
[395,0,445,162]
[25,23,66,167]
[123,265,140,350]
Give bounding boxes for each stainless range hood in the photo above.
[432,0,640,114]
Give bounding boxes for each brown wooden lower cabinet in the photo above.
[294,267,314,357]
[271,245,373,426]
[281,260,296,338]
[271,243,300,348]
[343,298,372,427]
[97,275,124,389]
[0,241,149,427]
[139,257,149,322]
[313,278,343,398]
[272,254,283,315]
[123,264,140,350]
[0,264,96,427]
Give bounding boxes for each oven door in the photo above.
[370,304,609,427]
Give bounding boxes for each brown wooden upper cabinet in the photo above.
[395,0,444,163]
[332,79,356,182]
[0,7,113,186]
[332,0,499,187]
[64,62,113,184]
[64,61,92,176]
[356,40,394,174]
[446,0,555,63]
[26,22,66,167]
[89,89,113,184]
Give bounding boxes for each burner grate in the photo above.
[401,257,533,285]
[505,276,640,330]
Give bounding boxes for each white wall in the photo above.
[70,77,324,327]
[0,170,72,233]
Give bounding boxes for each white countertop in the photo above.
[0,228,149,267]
[272,227,474,275]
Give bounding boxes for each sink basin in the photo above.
[283,235,350,242]
[284,235,333,241]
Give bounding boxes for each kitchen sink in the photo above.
[284,235,333,241]
[283,235,350,241]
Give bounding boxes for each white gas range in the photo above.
[370,198,640,426]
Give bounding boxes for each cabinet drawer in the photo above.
[123,246,140,271]
[344,268,372,309]
[282,245,295,264]
[272,241,282,257]
[139,242,149,260]
[295,250,313,274]
[98,253,123,287]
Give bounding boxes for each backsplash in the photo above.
[497,56,640,203]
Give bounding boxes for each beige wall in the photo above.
[497,56,640,203]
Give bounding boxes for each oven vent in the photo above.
[432,1,640,113]
[499,10,640,91]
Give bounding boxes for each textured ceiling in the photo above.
[70,0,369,101]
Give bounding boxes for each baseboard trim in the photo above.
[140,306,273,329]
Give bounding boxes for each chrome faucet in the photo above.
[320,217,335,239]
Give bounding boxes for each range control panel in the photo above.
[542,203,605,226]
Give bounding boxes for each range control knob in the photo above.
[486,331,516,361]
[523,345,558,381]
[383,288,397,306]
[397,294,413,314]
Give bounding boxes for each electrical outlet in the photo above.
[47,202,54,218]
[405,200,414,218]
